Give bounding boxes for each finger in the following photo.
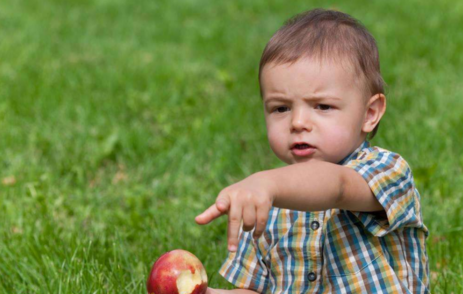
[215,191,231,213]
[242,202,256,232]
[253,205,269,240]
[195,204,225,225]
[227,199,242,252]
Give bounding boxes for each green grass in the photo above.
[1,0,462,292]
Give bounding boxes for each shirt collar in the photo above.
[337,140,370,165]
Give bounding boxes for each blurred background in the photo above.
[1,0,462,292]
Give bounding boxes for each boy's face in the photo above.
[261,57,370,165]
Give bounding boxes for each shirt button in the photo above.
[311,220,320,231]
[308,272,317,282]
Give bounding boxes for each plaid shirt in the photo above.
[219,141,429,293]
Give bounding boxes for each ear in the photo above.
[362,93,386,133]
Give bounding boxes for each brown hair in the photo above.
[259,9,385,138]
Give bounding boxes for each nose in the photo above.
[291,108,313,132]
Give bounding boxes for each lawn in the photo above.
[1,0,462,293]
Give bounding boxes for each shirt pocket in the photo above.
[323,210,383,277]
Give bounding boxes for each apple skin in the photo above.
[147,249,208,294]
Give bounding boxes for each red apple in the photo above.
[147,249,208,294]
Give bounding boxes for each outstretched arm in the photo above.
[266,159,382,213]
[196,159,382,251]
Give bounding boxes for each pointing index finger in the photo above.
[195,204,225,225]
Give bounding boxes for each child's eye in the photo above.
[273,106,289,113]
[316,104,332,111]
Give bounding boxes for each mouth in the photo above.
[291,142,314,149]
[290,142,316,157]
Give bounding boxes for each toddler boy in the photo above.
[195,8,429,293]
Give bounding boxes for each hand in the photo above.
[195,172,275,252]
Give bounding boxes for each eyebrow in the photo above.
[264,95,342,105]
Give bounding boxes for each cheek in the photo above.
[266,121,286,151]
[322,112,363,144]
[324,126,352,143]
[267,126,282,147]
[321,125,356,156]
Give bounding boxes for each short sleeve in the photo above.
[218,230,269,293]
[344,148,425,237]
